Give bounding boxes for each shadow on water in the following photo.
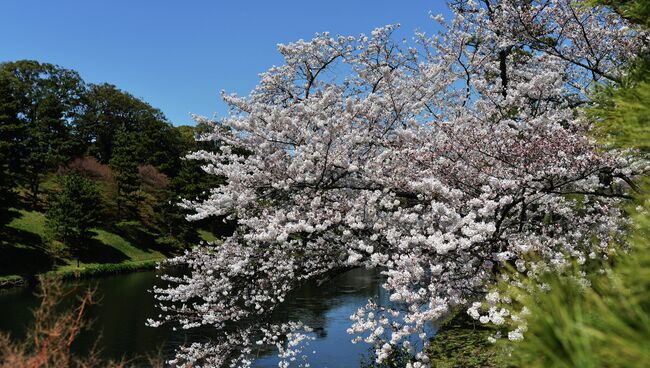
[0,268,430,367]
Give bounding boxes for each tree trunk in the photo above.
[499,49,510,98]
[30,178,39,209]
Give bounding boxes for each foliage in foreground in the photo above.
[589,0,650,27]
[502,242,650,368]
[0,278,162,368]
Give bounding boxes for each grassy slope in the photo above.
[0,209,166,281]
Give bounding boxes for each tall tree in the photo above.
[154,124,226,247]
[79,83,183,175]
[109,127,141,220]
[46,173,100,266]
[0,60,86,208]
[0,68,23,225]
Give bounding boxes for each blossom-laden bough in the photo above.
[149,1,649,366]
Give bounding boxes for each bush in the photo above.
[59,156,112,181]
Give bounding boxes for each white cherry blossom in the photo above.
[151,1,648,366]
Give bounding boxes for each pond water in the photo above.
[0,268,426,367]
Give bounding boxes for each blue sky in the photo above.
[0,0,447,126]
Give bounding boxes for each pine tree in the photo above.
[109,127,142,220]
[0,68,23,225]
[46,173,100,265]
[0,60,86,208]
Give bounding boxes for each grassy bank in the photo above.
[0,209,168,287]
[427,309,506,368]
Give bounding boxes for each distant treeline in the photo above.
[0,59,225,253]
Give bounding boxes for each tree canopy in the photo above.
[0,60,222,266]
[0,60,86,207]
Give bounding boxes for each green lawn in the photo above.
[0,209,166,281]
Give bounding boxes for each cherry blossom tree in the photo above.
[150,1,648,366]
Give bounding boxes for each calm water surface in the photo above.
[0,268,413,367]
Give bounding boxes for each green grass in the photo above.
[427,310,507,368]
[0,209,166,284]
[197,229,218,242]
[7,209,47,234]
[47,260,159,279]
[92,228,164,262]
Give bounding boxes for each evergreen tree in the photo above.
[79,83,183,175]
[109,127,141,219]
[0,60,86,208]
[46,173,100,265]
[0,68,23,225]
[156,159,217,244]
[155,124,227,246]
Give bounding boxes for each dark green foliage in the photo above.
[155,152,227,242]
[153,123,227,246]
[46,173,100,264]
[0,69,22,225]
[0,60,86,208]
[109,127,142,220]
[172,158,224,200]
[79,83,160,163]
[590,0,650,27]
[590,55,650,151]
[79,83,183,175]
[154,160,204,244]
[141,120,183,176]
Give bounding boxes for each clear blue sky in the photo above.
[0,0,447,126]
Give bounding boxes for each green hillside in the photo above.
[0,209,167,282]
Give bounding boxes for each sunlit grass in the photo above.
[1,210,165,280]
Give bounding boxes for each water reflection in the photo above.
[0,268,403,367]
